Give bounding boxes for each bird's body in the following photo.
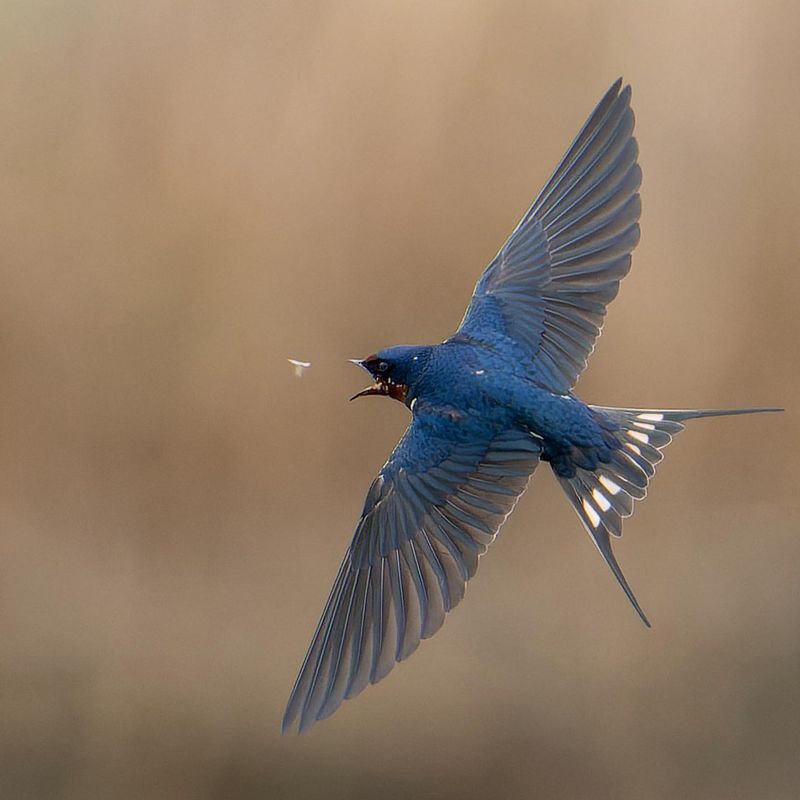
[282,80,781,734]
[388,338,612,459]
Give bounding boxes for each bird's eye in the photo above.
[377,361,389,373]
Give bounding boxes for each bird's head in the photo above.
[349,345,432,407]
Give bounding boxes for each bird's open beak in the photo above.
[348,358,386,401]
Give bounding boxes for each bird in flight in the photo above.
[282,79,781,734]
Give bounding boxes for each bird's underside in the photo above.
[282,79,781,734]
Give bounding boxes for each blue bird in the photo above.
[282,79,781,734]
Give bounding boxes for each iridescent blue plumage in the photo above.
[282,80,781,734]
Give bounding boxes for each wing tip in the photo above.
[281,699,317,735]
[605,77,630,101]
[607,77,623,96]
[280,710,296,736]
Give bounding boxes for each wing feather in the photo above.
[457,79,641,392]
[282,413,541,734]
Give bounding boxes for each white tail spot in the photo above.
[638,413,664,422]
[599,475,622,495]
[582,498,601,528]
[474,370,485,376]
[592,488,611,511]
[629,430,650,444]
[634,422,655,431]
[626,442,642,456]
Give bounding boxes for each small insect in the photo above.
[287,358,312,378]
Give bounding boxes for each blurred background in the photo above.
[1,2,799,798]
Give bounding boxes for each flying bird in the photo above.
[282,79,781,734]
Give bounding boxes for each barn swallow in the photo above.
[282,79,781,734]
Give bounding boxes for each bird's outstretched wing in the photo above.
[457,79,641,393]
[282,409,541,733]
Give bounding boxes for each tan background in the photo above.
[1,2,798,798]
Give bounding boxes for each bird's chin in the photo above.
[350,381,408,404]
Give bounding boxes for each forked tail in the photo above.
[555,406,783,627]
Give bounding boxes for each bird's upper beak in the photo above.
[348,358,387,401]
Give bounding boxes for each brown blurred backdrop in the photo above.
[1,2,799,798]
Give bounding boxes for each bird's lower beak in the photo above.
[349,383,388,401]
